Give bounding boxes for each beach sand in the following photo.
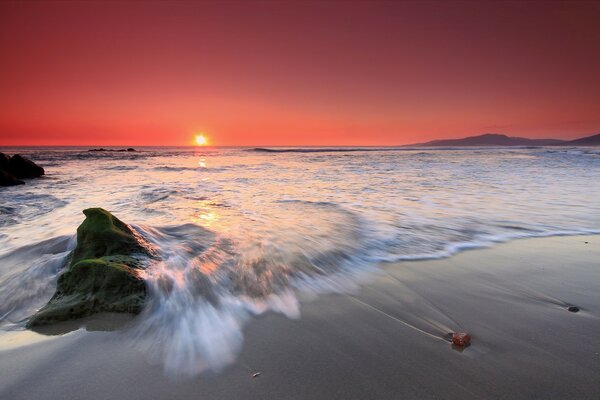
[1,235,599,399]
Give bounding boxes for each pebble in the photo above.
[451,332,471,347]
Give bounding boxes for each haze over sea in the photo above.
[1,146,600,375]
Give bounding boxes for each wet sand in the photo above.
[1,235,599,399]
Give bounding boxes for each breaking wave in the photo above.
[131,200,374,376]
[251,147,407,153]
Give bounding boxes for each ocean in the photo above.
[1,145,599,375]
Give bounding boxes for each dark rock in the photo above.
[0,169,25,186]
[0,152,9,169]
[127,148,136,152]
[28,208,156,327]
[451,332,471,347]
[7,154,45,179]
[567,306,579,313]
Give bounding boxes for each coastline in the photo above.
[1,234,599,399]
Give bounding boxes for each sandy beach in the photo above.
[1,234,598,399]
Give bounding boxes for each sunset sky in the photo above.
[1,0,599,146]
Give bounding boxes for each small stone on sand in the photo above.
[567,306,579,313]
[451,332,471,347]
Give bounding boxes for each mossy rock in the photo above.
[28,208,154,327]
[71,208,153,263]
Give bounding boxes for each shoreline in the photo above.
[1,234,599,399]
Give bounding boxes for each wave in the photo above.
[101,165,139,171]
[379,228,600,263]
[127,200,376,376]
[250,146,554,153]
[0,235,75,328]
[153,166,198,171]
[251,147,408,153]
[0,193,68,228]
[1,215,598,377]
[116,204,600,376]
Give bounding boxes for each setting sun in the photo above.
[195,134,208,146]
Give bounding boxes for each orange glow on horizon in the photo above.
[1,2,599,146]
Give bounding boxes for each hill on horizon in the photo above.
[405,133,600,147]
[562,133,600,146]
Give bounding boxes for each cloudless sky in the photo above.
[1,0,599,146]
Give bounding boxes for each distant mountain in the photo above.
[406,133,566,147]
[561,133,600,146]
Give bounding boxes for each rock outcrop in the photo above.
[0,152,9,169]
[0,169,25,186]
[0,152,44,186]
[7,154,45,179]
[28,208,155,327]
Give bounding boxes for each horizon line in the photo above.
[2,131,598,148]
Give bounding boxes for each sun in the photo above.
[195,134,208,146]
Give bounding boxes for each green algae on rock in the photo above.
[71,208,153,264]
[28,208,155,327]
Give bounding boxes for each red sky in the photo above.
[1,0,599,146]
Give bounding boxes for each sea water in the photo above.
[1,146,599,375]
